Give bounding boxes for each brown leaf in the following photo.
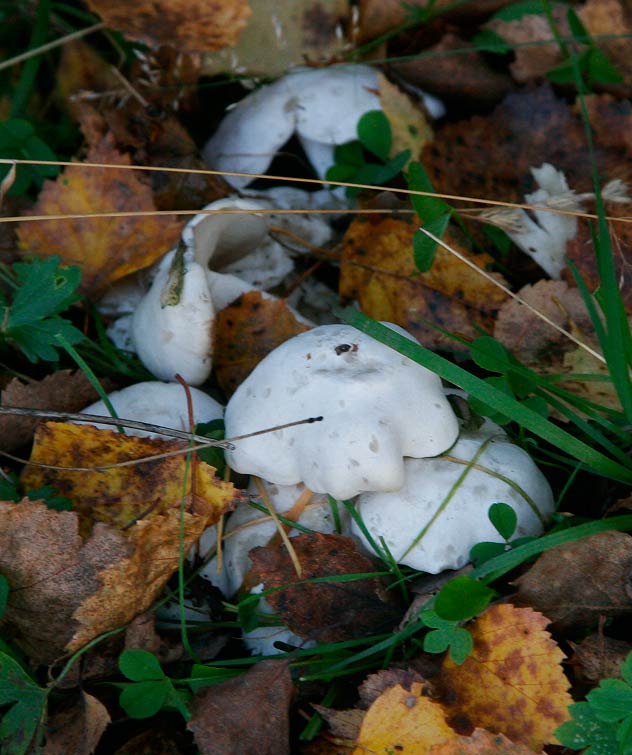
[358,668,427,707]
[429,728,546,755]
[311,706,365,741]
[422,86,632,207]
[339,215,507,351]
[390,34,513,106]
[250,533,401,643]
[0,371,106,452]
[440,604,572,751]
[17,136,181,296]
[214,291,311,395]
[187,659,292,755]
[85,0,251,52]
[571,634,632,682]
[513,531,632,632]
[43,691,110,755]
[112,728,184,755]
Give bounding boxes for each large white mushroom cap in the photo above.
[224,323,459,500]
[351,427,555,574]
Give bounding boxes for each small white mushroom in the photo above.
[224,323,459,500]
[80,381,223,437]
[351,427,554,574]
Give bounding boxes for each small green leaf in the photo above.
[469,541,507,567]
[471,29,511,54]
[587,679,632,723]
[357,110,392,161]
[555,701,619,754]
[587,48,624,85]
[119,680,169,719]
[0,576,9,619]
[238,594,261,633]
[421,610,473,664]
[470,336,512,373]
[0,652,47,755]
[407,162,451,222]
[413,212,451,272]
[491,0,544,22]
[488,503,518,540]
[333,140,365,167]
[423,630,450,654]
[616,714,632,754]
[567,8,590,43]
[119,649,165,682]
[434,575,495,622]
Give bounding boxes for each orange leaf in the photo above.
[21,422,233,537]
[440,604,572,751]
[352,682,458,755]
[17,137,181,295]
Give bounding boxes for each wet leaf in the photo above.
[17,136,181,296]
[188,659,292,755]
[440,604,572,750]
[250,533,401,642]
[214,291,310,395]
[513,531,632,632]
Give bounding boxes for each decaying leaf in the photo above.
[21,422,233,536]
[17,136,181,295]
[428,728,546,755]
[352,682,458,755]
[43,691,110,755]
[571,634,632,682]
[339,215,507,350]
[214,291,310,395]
[188,659,292,755]
[0,370,106,452]
[200,0,351,77]
[112,728,184,755]
[377,73,433,164]
[440,604,572,750]
[85,0,251,52]
[250,533,401,642]
[513,531,632,632]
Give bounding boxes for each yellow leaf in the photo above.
[429,728,546,755]
[353,682,458,755]
[441,604,572,751]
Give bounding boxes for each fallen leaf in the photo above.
[200,0,351,77]
[43,691,110,755]
[377,73,433,164]
[358,668,428,707]
[571,634,632,682]
[112,728,184,755]
[21,422,233,536]
[512,531,632,632]
[339,215,508,350]
[0,370,107,451]
[187,659,292,755]
[17,135,181,296]
[311,706,364,742]
[429,728,546,755]
[214,291,311,395]
[352,682,458,755]
[85,0,251,52]
[440,604,572,750]
[250,533,402,642]
[390,34,513,106]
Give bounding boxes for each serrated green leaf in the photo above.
[357,110,392,161]
[434,575,495,622]
[616,714,632,754]
[0,575,8,619]
[555,702,619,754]
[0,652,47,755]
[413,212,451,272]
[588,679,632,723]
[119,680,169,719]
[119,649,165,682]
[9,257,81,327]
[488,502,518,540]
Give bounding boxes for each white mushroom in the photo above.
[224,323,459,500]
[351,426,554,574]
[80,381,223,437]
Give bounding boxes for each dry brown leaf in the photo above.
[21,422,233,536]
[339,215,508,350]
[352,682,458,755]
[358,668,428,707]
[43,691,110,755]
[188,659,292,755]
[17,135,181,295]
[429,728,546,755]
[0,370,106,452]
[311,706,365,742]
[86,0,251,52]
[250,533,402,643]
[390,33,513,106]
[513,531,632,632]
[214,291,311,395]
[440,604,572,751]
[571,634,632,682]
[112,728,184,755]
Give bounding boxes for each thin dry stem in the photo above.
[254,477,303,579]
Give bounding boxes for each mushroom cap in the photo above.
[203,65,380,188]
[131,251,214,385]
[81,381,223,437]
[224,323,459,500]
[351,429,555,574]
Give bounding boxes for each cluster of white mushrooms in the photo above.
[82,65,556,654]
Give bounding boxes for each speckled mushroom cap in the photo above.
[224,323,459,500]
